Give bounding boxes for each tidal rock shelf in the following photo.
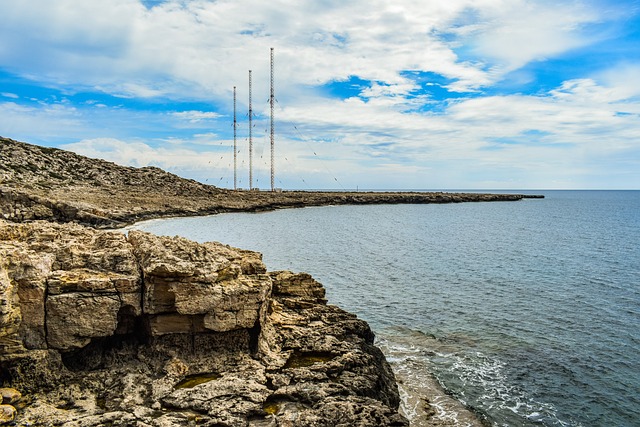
[0,219,407,426]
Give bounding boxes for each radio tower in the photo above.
[233,86,237,190]
[270,47,275,191]
[248,70,253,190]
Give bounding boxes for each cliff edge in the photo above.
[0,219,407,426]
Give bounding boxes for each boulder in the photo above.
[46,293,121,350]
[0,405,16,425]
[0,387,22,404]
[129,230,271,333]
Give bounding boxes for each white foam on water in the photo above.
[377,336,485,427]
[441,349,576,426]
[377,331,581,427]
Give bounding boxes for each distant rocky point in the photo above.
[0,136,541,229]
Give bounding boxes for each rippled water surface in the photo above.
[130,190,640,426]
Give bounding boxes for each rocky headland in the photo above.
[0,137,541,229]
[0,137,539,425]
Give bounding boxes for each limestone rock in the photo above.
[0,388,21,405]
[46,293,121,350]
[0,405,16,425]
[129,230,271,333]
[0,254,25,357]
[255,274,407,426]
[147,313,207,336]
[271,271,327,303]
[0,220,142,352]
[0,220,407,426]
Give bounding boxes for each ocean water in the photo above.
[128,190,640,426]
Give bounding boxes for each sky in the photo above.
[1,0,639,190]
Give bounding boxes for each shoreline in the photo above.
[2,185,544,229]
[377,336,489,427]
[1,137,544,229]
[1,137,544,425]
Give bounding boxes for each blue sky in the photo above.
[1,0,639,190]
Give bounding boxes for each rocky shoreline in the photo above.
[1,220,407,426]
[0,137,542,425]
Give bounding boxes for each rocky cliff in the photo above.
[0,219,407,426]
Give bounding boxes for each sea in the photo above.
[127,190,640,427]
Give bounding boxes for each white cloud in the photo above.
[0,101,86,143]
[1,0,639,189]
[61,138,211,170]
[465,1,601,71]
[271,75,640,188]
[172,111,223,123]
[597,63,640,100]
[4,0,596,100]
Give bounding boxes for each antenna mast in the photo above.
[248,70,253,190]
[270,47,275,191]
[233,86,237,190]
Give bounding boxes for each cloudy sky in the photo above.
[1,0,639,190]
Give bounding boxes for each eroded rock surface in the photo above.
[0,220,407,426]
